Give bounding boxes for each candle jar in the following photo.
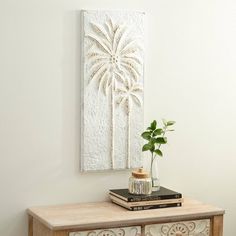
[128,168,152,195]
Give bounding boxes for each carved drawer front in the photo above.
[145,219,210,236]
[69,226,141,236]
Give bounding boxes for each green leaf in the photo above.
[147,141,155,152]
[142,143,153,152]
[154,149,163,156]
[167,121,176,126]
[149,138,156,145]
[150,143,155,152]
[150,120,157,130]
[167,129,175,132]
[141,131,151,140]
[162,119,167,126]
[153,129,163,136]
[155,137,167,144]
[147,127,153,131]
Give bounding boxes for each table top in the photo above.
[27,197,224,230]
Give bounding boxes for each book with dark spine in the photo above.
[109,186,182,202]
[109,194,184,207]
[131,203,182,211]
[111,197,182,211]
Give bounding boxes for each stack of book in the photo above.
[109,186,183,211]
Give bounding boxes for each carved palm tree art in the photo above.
[85,18,143,169]
[116,79,143,168]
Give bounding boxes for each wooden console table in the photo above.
[28,198,224,236]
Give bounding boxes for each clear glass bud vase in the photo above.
[150,157,160,191]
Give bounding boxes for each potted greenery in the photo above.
[141,119,175,191]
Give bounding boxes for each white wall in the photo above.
[0,0,236,235]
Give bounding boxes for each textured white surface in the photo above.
[81,10,144,171]
[70,226,141,236]
[145,219,210,236]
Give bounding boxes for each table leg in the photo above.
[28,215,33,236]
[212,215,223,236]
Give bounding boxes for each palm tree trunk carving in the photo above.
[117,79,143,169]
[127,98,131,168]
[111,77,115,169]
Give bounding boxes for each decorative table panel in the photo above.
[69,226,141,236]
[81,10,145,171]
[145,219,210,236]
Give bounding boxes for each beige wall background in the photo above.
[0,0,236,235]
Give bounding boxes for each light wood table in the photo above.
[27,198,224,236]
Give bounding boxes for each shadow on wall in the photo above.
[61,10,81,173]
[0,210,27,236]
[0,10,82,236]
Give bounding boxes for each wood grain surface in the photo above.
[27,198,224,231]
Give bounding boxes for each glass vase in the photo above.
[150,157,160,191]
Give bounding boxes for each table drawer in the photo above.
[69,226,141,236]
[145,219,210,236]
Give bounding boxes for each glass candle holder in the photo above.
[128,168,152,195]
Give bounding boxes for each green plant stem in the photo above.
[150,152,154,178]
[153,125,167,160]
